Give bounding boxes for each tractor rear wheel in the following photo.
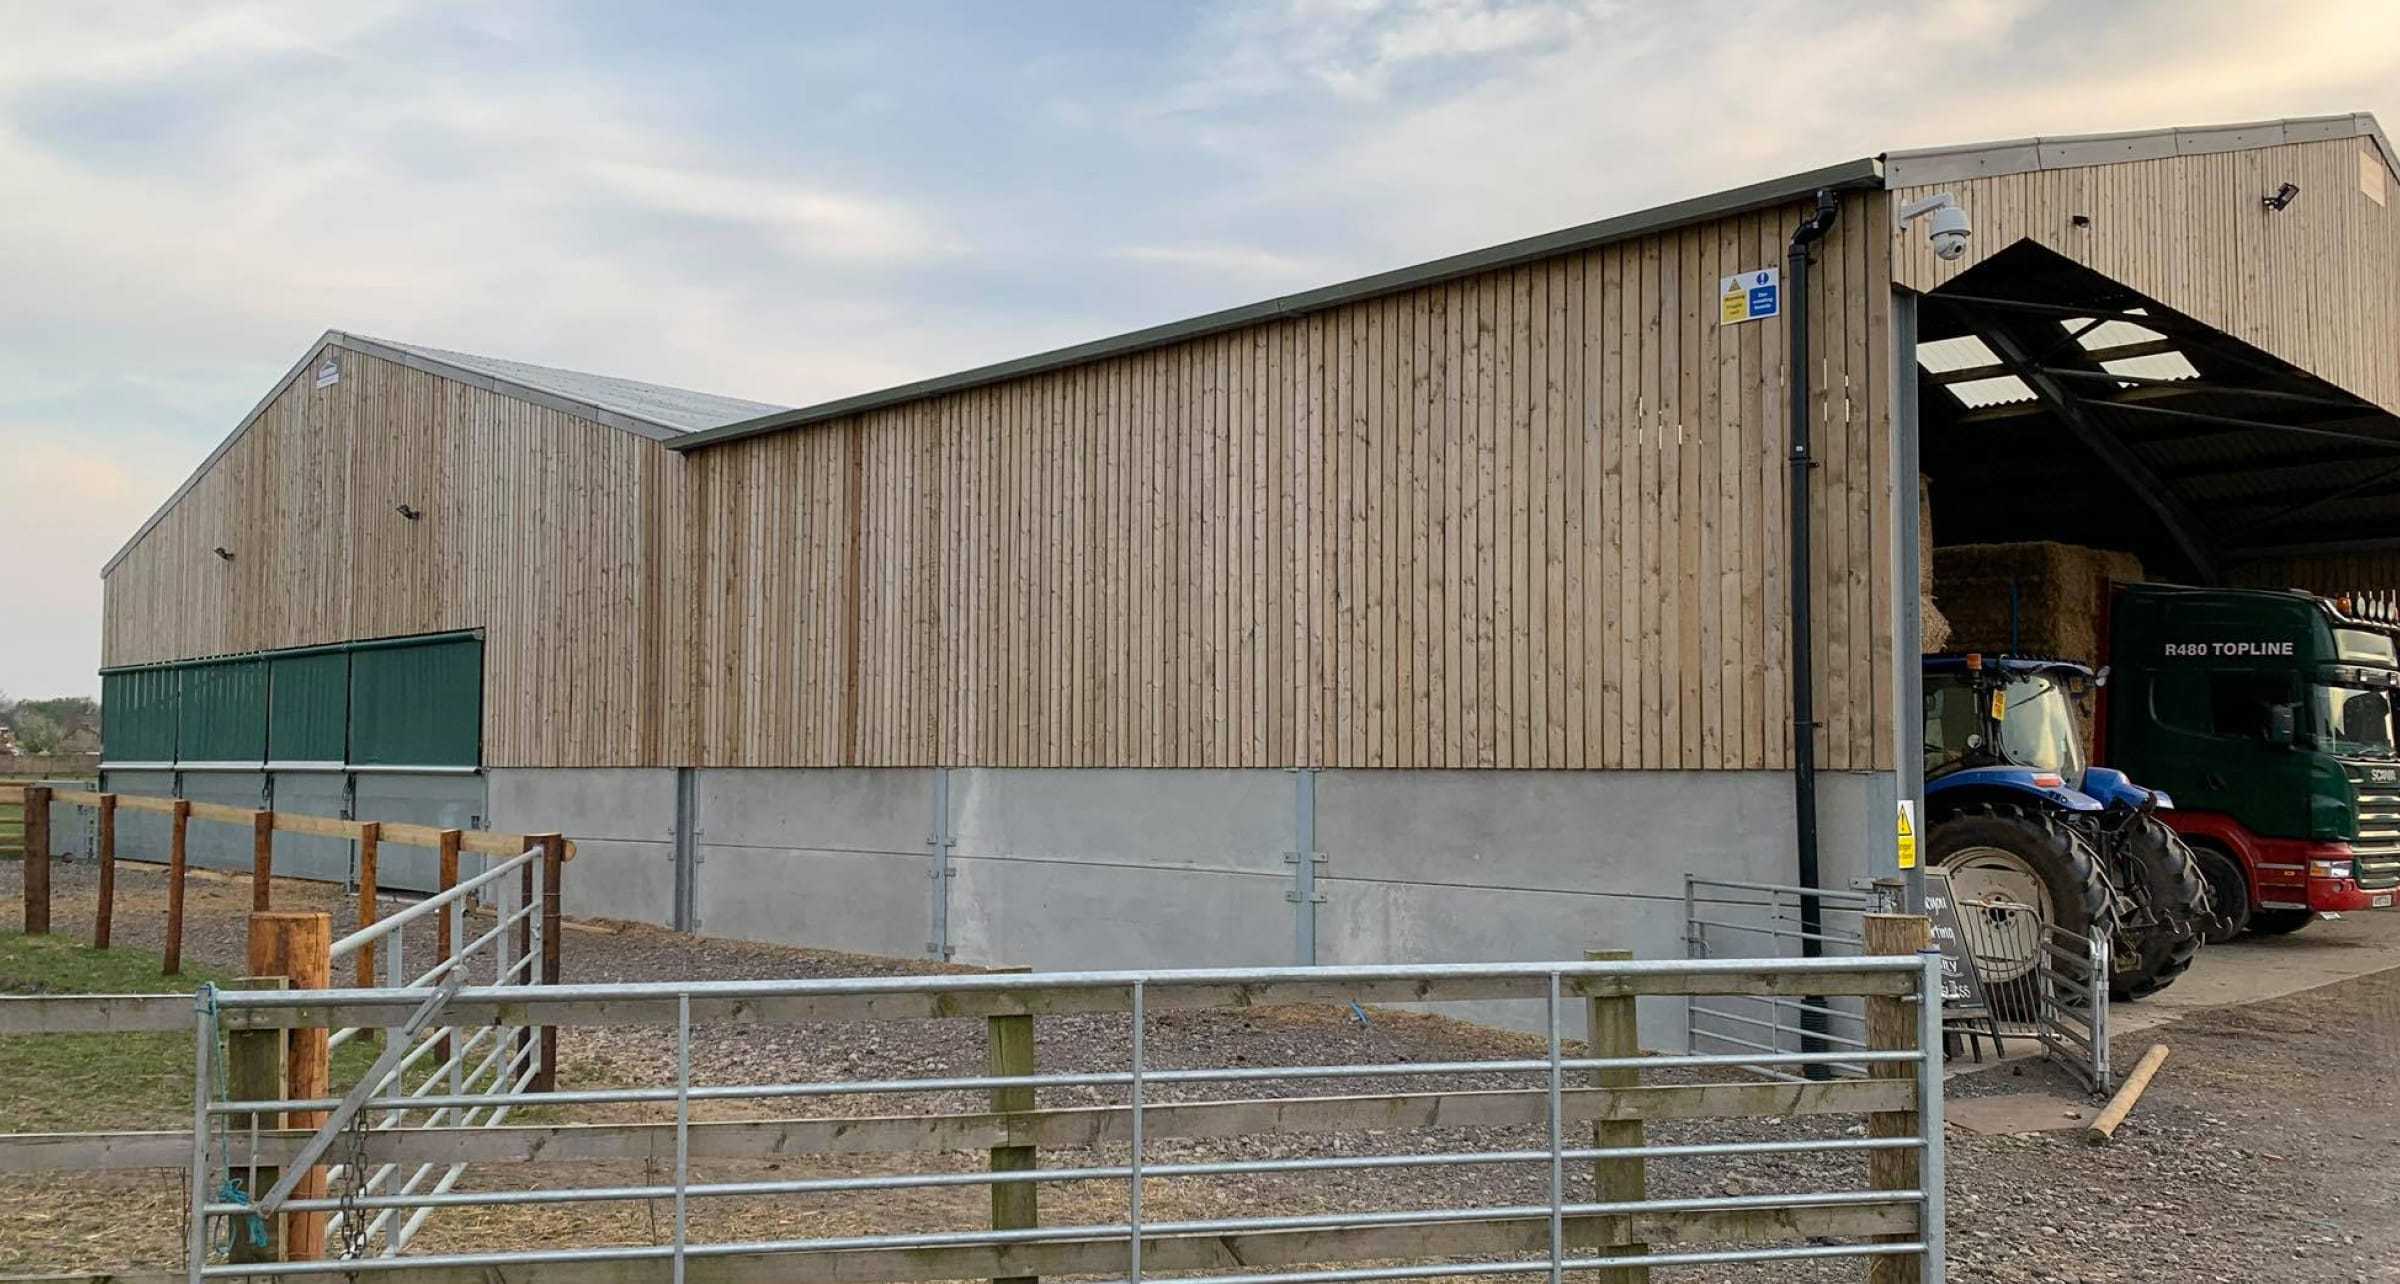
[1930,806,2111,1017]
[2111,816,2207,1002]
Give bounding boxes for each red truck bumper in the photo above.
[2155,816,2400,913]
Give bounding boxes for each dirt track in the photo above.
[4,856,2400,1280]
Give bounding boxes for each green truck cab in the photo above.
[2101,583,2400,937]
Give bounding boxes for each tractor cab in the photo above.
[1923,654,2161,813]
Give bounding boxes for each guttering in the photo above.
[667,157,1886,452]
[96,628,484,674]
[1785,189,1842,947]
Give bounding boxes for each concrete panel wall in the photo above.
[1311,769,1892,1045]
[352,773,486,893]
[946,768,1293,970]
[182,772,270,874]
[88,769,175,864]
[488,768,676,927]
[690,768,933,957]
[271,772,352,885]
[476,762,1898,1049]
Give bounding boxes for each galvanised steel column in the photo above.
[671,768,698,934]
[927,769,956,961]
[1286,769,1323,965]
[1893,287,1929,913]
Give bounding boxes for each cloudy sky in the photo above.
[5,0,2398,698]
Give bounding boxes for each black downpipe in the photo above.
[1787,189,1840,1071]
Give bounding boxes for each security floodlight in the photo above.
[1897,192,1972,261]
[2264,182,2301,211]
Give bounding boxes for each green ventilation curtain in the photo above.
[267,650,349,763]
[347,636,482,766]
[100,667,179,761]
[176,658,268,762]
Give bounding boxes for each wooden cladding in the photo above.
[667,196,1896,772]
[1894,138,2400,416]
[101,347,675,768]
[102,202,1900,771]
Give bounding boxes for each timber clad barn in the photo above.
[94,114,2400,1025]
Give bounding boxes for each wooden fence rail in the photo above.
[13,785,567,980]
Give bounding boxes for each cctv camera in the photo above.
[1927,203,1971,260]
[1897,193,1973,262]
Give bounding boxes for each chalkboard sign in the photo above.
[1921,868,1994,1019]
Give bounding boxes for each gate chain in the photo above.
[337,1091,372,1259]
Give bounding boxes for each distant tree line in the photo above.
[0,692,102,755]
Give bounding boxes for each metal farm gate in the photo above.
[1685,875,2111,1092]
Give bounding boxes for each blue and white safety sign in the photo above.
[1718,268,1780,324]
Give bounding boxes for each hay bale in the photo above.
[1931,541,2144,667]
[1920,476,1951,653]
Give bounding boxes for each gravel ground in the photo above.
[5,855,2399,1280]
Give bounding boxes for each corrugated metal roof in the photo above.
[352,334,785,435]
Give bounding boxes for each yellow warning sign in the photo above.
[1896,800,1918,870]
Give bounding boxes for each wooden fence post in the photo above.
[354,823,382,988]
[21,786,49,936]
[1586,948,1649,1283]
[1866,913,1934,1284]
[225,975,290,1264]
[251,810,275,912]
[987,964,1038,1284]
[92,794,118,949]
[164,800,192,975]
[534,833,565,1091]
[249,911,332,1260]
[436,829,461,1063]
[435,830,461,963]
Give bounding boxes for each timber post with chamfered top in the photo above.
[986,964,1038,1284]
[535,832,565,1091]
[1865,912,1934,1284]
[249,911,331,1259]
[225,975,289,1263]
[164,800,191,974]
[251,810,275,911]
[21,786,50,935]
[1586,947,1649,1283]
[92,793,117,949]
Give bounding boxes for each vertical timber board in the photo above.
[106,196,1929,773]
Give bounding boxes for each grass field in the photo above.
[0,932,386,1133]
[0,932,227,1130]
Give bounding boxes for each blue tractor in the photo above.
[1923,655,2212,1001]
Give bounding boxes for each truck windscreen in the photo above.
[2313,683,2397,759]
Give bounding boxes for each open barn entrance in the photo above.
[1898,238,2400,966]
[1915,239,2400,589]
